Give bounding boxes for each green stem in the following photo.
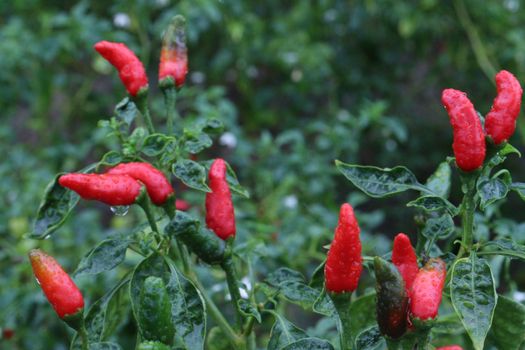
[134,94,155,134]
[163,87,177,134]
[458,175,477,258]
[222,254,244,331]
[329,292,353,350]
[78,323,88,350]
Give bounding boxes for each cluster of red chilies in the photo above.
[442,70,522,172]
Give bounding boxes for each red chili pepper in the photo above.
[159,16,188,88]
[206,159,236,240]
[107,162,174,205]
[436,346,463,350]
[485,70,523,145]
[29,249,84,319]
[94,41,148,96]
[392,233,419,293]
[324,203,362,293]
[410,258,446,320]
[442,88,486,171]
[175,199,190,211]
[59,173,142,206]
[2,328,14,340]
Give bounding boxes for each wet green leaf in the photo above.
[488,295,525,350]
[172,159,211,192]
[75,239,130,276]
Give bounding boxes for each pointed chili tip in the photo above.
[209,158,227,180]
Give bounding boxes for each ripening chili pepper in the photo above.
[206,159,236,240]
[59,173,142,206]
[29,249,84,319]
[442,88,486,171]
[392,233,419,293]
[107,162,174,205]
[2,328,14,340]
[374,257,409,339]
[485,70,523,145]
[159,15,188,88]
[410,258,446,320]
[436,346,463,350]
[167,211,226,264]
[324,203,362,293]
[94,41,148,96]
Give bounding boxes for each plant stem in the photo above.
[134,94,155,134]
[222,253,244,332]
[163,87,177,134]
[78,323,89,350]
[458,175,477,258]
[329,292,353,350]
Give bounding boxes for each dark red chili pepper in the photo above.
[324,203,362,293]
[410,258,446,320]
[159,15,188,88]
[436,346,463,350]
[59,173,142,206]
[442,88,486,171]
[205,159,236,240]
[94,41,148,96]
[392,233,419,293]
[2,328,14,340]
[485,70,523,145]
[107,162,174,205]
[29,249,84,319]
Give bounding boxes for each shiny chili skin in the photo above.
[324,203,362,293]
[59,173,142,206]
[485,70,523,145]
[442,88,486,171]
[29,249,84,318]
[94,41,148,96]
[159,16,188,87]
[410,258,446,320]
[392,233,419,293]
[107,162,174,205]
[205,159,236,240]
[435,346,463,350]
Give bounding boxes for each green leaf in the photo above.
[480,239,525,260]
[130,254,206,350]
[450,255,497,350]
[477,170,511,210]
[89,343,122,350]
[431,312,464,335]
[267,311,308,350]
[114,97,138,127]
[71,277,130,348]
[142,134,173,157]
[354,326,385,350]
[421,214,455,241]
[202,160,250,198]
[31,173,80,239]
[312,288,335,316]
[510,182,525,201]
[335,161,422,197]
[499,143,521,157]
[183,131,213,154]
[237,299,261,323]
[202,118,224,134]
[407,195,458,216]
[172,160,211,192]
[75,239,130,276]
[280,338,334,350]
[98,151,124,168]
[348,293,376,344]
[264,268,320,310]
[488,295,525,350]
[425,161,452,198]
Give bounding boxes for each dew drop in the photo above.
[110,205,129,216]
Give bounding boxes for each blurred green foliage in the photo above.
[2,0,525,348]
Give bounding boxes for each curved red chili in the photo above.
[324,203,362,293]
[410,258,446,320]
[29,249,84,319]
[107,162,174,205]
[485,70,523,145]
[392,233,419,293]
[159,16,188,88]
[59,173,142,206]
[436,346,463,350]
[94,41,148,96]
[442,88,486,171]
[206,159,236,240]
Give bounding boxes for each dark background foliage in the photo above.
[2,0,525,348]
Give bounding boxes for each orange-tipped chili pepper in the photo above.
[159,15,188,88]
